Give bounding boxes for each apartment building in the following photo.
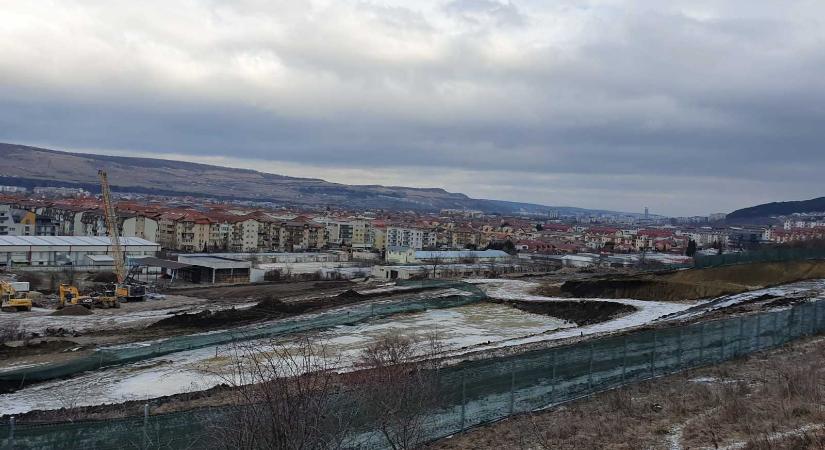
[0,205,36,236]
[386,226,437,250]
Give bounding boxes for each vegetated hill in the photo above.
[728,196,825,220]
[0,143,623,215]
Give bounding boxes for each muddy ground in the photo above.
[150,283,448,330]
[427,335,825,450]
[558,260,825,301]
[489,299,636,326]
[0,280,373,373]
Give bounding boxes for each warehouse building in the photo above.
[176,255,251,284]
[0,236,160,267]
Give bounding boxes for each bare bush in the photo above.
[208,337,354,450]
[0,320,25,344]
[355,332,446,450]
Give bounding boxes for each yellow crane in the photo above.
[1,281,33,312]
[98,169,145,302]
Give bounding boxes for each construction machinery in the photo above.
[98,169,145,302]
[1,281,33,312]
[58,283,120,309]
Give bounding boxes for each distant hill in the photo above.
[728,196,825,220]
[0,142,629,215]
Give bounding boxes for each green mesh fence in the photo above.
[694,247,825,269]
[3,300,824,449]
[0,280,486,385]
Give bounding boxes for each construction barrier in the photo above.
[2,298,823,449]
[694,247,825,269]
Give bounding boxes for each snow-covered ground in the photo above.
[0,300,260,335]
[0,302,572,414]
[465,279,695,346]
[3,278,822,414]
[667,278,825,321]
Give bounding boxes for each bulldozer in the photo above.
[1,281,33,312]
[58,283,120,310]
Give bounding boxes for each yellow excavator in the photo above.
[99,169,145,302]
[58,283,120,310]
[1,281,33,312]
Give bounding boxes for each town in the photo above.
[3,184,821,286]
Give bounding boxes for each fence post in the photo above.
[737,316,744,356]
[143,403,149,450]
[720,321,725,361]
[778,309,784,345]
[8,416,14,449]
[550,351,557,403]
[460,371,466,430]
[650,331,657,378]
[621,336,627,382]
[789,307,796,342]
[509,363,516,414]
[588,342,594,390]
[756,314,762,349]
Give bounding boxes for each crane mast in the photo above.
[98,170,126,284]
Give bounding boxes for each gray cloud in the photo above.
[0,0,824,215]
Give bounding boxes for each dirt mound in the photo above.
[559,260,825,301]
[496,299,636,325]
[50,305,93,316]
[152,283,453,329]
[336,289,366,300]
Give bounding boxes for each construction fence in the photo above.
[3,298,824,449]
[694,247,825,269]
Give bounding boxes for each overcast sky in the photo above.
[1,1,824,216]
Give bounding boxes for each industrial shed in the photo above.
[176,255,251,284]
[0,236,160,267]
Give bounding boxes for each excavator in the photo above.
[1,281,33,312]
[58,283,120,310]
[98,169,145,302]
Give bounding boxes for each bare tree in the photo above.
[208,337,355,450]
[354,332,446,450]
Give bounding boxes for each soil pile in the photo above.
[559,260,825,301]
[151,284,449,329]
[496,299,636,325]
[50,305,93,316]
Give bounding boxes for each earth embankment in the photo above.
[559,260,825,301]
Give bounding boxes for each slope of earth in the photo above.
[427,335,825,450]
[728,195,825,220]
[0,142,612,214]
[559,260,825,301]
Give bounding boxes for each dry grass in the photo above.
[427,336,825,450]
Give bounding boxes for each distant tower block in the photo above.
[644,207,649,219]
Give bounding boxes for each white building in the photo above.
[0,205,35,236]
[386,226,436,250]
[0,186,27,193]
[0,236,160,267]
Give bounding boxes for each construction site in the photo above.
[0,244,823,449]
[0,172,823,449]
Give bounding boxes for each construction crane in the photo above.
[1,281,32,312]
[98,169,145,302]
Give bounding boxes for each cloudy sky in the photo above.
[1,1,824,216]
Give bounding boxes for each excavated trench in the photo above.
[491,299,636,325]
